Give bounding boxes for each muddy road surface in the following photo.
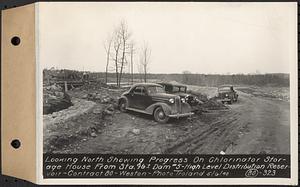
[45,89,290,154]
[228,91,290,154]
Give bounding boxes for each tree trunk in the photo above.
[118,39,126,87]
[115,53,119,87]
[130,46,134,84]
[144,67,147,83]
[105,48,110,84]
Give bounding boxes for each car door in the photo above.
[139,87,153,110]
[128,86,142,108]
[134,86,152,110]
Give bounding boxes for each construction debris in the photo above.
[201,98,228,110]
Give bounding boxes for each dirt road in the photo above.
[228,91,290,154]
[46,89,290,154]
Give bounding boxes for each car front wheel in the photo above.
[119,99,127,112]
[154,107,169,123]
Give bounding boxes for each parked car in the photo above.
[158,82,203,111]
[217,85,238,104]
[118,83,194,123]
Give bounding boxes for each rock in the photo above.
[54,91,64,97]
[91,132,97,137]
[79,128,90,136]
[93,122,101,126]
[82,94,88,99]
[104,109,113,115]
[93,108,102,114]
[101,98,109,103]
[220,151,226,155]
[90,125,97,132]
[106,104,114,111]
[132,129,140,135]
[52,113,58,118]
[95,94,102,100]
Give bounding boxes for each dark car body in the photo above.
[158,82,203,110]
[217,85,238,104]
[118,83,193,123]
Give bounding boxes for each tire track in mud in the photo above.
[163,111,242,154]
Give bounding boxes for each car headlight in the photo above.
[181,98,186,103]
[225,94,228,97]
[169,98,175,104]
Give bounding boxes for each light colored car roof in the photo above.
[132,83,162,87]
[219,84,233,88]
[158,82,187,87]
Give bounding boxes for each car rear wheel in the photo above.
[119,99,127,112]
[154,107,169,123]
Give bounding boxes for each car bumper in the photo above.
[220,98,231,102]
[168,112,194,118]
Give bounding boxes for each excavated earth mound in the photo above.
[43,84,73,114]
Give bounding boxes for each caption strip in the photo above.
[43,154,290,178]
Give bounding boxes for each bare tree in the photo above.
[117,21,132,87]
[137,60,144,82]
[129,42,136,84]
[139,42,151,83]
[108,21,133,87]
[111,28,122,86]
[103,35,113,84]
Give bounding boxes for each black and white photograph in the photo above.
[1,1,297,185]
[41,2,296,156]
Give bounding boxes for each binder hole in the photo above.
[11,36,21,46]
[11,139,21,149]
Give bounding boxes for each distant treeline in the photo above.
[180,73,289,87]
[43,69,289,87]
[91,72,289,87]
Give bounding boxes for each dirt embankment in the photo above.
[43,84,72,114]
[236,86,290,101]
[43,83,124,153]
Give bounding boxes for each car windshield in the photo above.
[147,86,166,95]
[219,87,231,92]
[164,85,186,93]
[172,86,186,93]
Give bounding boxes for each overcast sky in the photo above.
[39,2,296,74]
